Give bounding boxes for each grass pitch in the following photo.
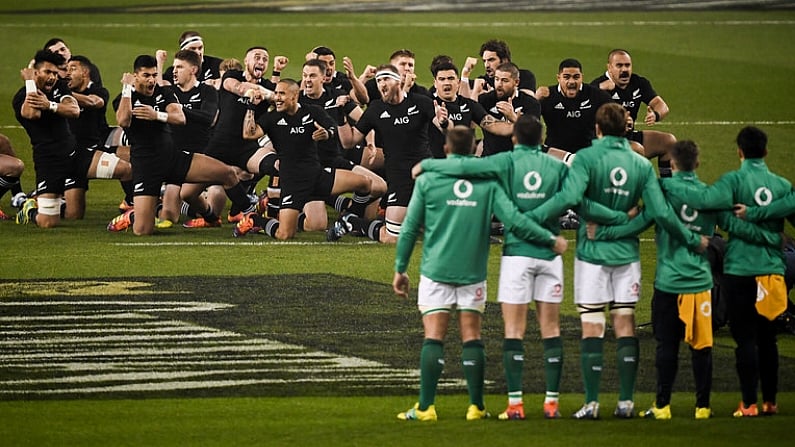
[0,6,794,446]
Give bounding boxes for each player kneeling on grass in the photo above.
[107,55,254,235]
[235,79,376,240]
[392,125,567,421]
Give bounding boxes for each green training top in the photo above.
[531,135,701,266]
[420,144,628,260]
[394,154,557,285]
[666,158,790,276]
[595,171,781,293]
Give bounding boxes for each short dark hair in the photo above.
[608,49,631,62]
[430,54,453,75]
[311,46,335,57]
[43,38,65,50]
[133,54,158,71]
[68,55,92,69]
[303,58,327,73]
[558,58,582,72]
[33,49,65,68]
[736,126,768,159]
[494,62,519,79]
[479,39,511,61]
[513,114,544,147]
[389,49,414,61]
[670,140,700,171]
[174,49,202,68]
[431,60,458,78]
[595,103,628,137]
[446,126,476,155]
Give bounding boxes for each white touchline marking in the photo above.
[111,240,378,246]
[1,20,793,29]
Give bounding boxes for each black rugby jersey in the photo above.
[540,84,611,153]
[591,73,658,121]
[478,90,540,156]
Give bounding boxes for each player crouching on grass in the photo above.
[393,125,567,421]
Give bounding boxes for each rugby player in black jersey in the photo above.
[299,59,386,218]
[465,39,537,100]
[591,49,676,177]
[235,79,376,240]
[13,50,81,228]
[64,55,132,220]
[158,31,223,88]
[478,62,541,156]
[184,46,279,223]
[106,55,253,236]
[156,50,222,228]
[327,64,442,244]
[536,58,612,154]
[427,60,514,158]
[356,49,429,105]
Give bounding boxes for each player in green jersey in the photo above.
[529,103,708,419]
[392,125,567,422]
[662,126,791,417]
[587,140,781,419]
[416,114,632,420]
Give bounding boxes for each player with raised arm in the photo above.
[104,55,253,236]
[427,60,513,159]
[592,49,676,177]
[477,62,541,156]
[13,50,81,228]
[234,79,376,240]
[326,64,440,244]
[299,59,386,218]
[64,55,132,220]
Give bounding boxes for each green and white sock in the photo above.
[502,338,524,404]
[616,336,639,402]
[581,337,604,403]
[543,336,563,402]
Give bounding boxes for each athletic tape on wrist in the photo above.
[25,80,37,94]
[156,111,168,122]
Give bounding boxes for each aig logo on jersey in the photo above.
[604,167,630,197]
[517,171,546,200]
[446,179,477,207]
[754,187,773,206]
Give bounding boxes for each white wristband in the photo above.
[122,84,132,98]
[25,80,37,94]
[49,101,58,113]
[156,111,168,123]
[461,76,469,83]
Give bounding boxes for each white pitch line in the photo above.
[1,20,793,29]
[112,240,377,246]
[3,121,793,132]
